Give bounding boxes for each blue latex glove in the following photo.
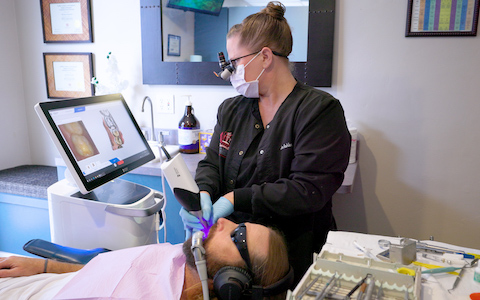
[212,196,234,223]
[179,192,213,240]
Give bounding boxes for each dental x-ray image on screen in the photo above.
[58,121,100,161]
[35,93,155,194]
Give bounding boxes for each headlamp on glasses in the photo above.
[215,52,235,81]
[214,50,288,81]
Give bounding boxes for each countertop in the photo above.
[56,153,357,194]
[134,153,357,194]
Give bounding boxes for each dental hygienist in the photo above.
[180,1,351,284]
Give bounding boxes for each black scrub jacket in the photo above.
[195,81,351,281]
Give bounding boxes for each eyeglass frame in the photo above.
[230,223,253,272]
[229,51,260,70]
[228,49,288,70]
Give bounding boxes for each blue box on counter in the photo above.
[199,131,213,154]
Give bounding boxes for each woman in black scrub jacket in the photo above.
[181,1,351,284]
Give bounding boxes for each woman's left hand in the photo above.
[212,196,234,223]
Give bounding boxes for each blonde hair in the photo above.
[204,225,291,299]
[251,227,291,300]
[227,1,293,58]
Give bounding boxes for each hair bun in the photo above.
[230,0,293,58]
[262,1,286,20]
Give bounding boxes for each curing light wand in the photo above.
[160,153,209,230]
[192,231,209,300]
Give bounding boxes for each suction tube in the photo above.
[192,231,209,300]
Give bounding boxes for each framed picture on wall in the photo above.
[43,53,94,99]
[40,0,93,43]
[406,0,480,36]
[167,34,181,56]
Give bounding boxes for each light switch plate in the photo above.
[158,97,175,114]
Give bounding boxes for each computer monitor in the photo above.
[35,93,155,194]
[166,0,225,16]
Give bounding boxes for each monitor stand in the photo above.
[63,168,151,204]
[47,177,163,250]
[71,180,151,205]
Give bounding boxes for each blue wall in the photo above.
[194,6,308,62]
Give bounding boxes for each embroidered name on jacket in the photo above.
[280,142,292,151]
[219,131,233,158]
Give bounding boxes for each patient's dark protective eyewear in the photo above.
[230,223,253,271]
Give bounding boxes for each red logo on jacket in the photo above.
[219,131,232,158]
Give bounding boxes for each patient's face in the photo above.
[183,218,270,277]
[206,218,269,277]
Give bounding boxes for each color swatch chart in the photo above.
[410,0,477,32]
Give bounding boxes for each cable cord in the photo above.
[158,143,168,243]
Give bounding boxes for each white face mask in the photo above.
[230,52,265,98]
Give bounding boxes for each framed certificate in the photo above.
[40,0,93,42]
[43,53,94,98]
[167,34,181,56]
[406,0,480,36]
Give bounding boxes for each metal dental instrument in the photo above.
[418,258,478,274]
[379,238,480,259]
[449,258,479,293]
[416,241,479,259]
[356,282,366,300]
[299,272,340,300]
[421,266,464,274]
[377,282,384,300]
[296,274,321,300]
[345,274,370,299]
[421,253,465,265]
[318,273,339,300]
[364,275,376,300]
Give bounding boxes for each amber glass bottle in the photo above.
[178,99,200,153]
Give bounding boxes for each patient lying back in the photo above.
[0,218,291,300]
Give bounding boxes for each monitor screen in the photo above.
[167,0,225,16]
[35,94,155,194]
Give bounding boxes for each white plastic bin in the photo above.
[47,179,164,250]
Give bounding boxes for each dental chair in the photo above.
[23,239,110,265]
[21,187,165,265]
[21,184,166,265]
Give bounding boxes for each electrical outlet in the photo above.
[158,97,175,114]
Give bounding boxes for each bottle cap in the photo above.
[183,95,192,106]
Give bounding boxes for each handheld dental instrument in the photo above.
[318,272,338,300]
[363,275,375,300]
[417,241,480,259]
[296,274,321,299]
[449,258,478,293]
[192,231,209,300]
[160,152,209,230]
[345,274,370,299]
